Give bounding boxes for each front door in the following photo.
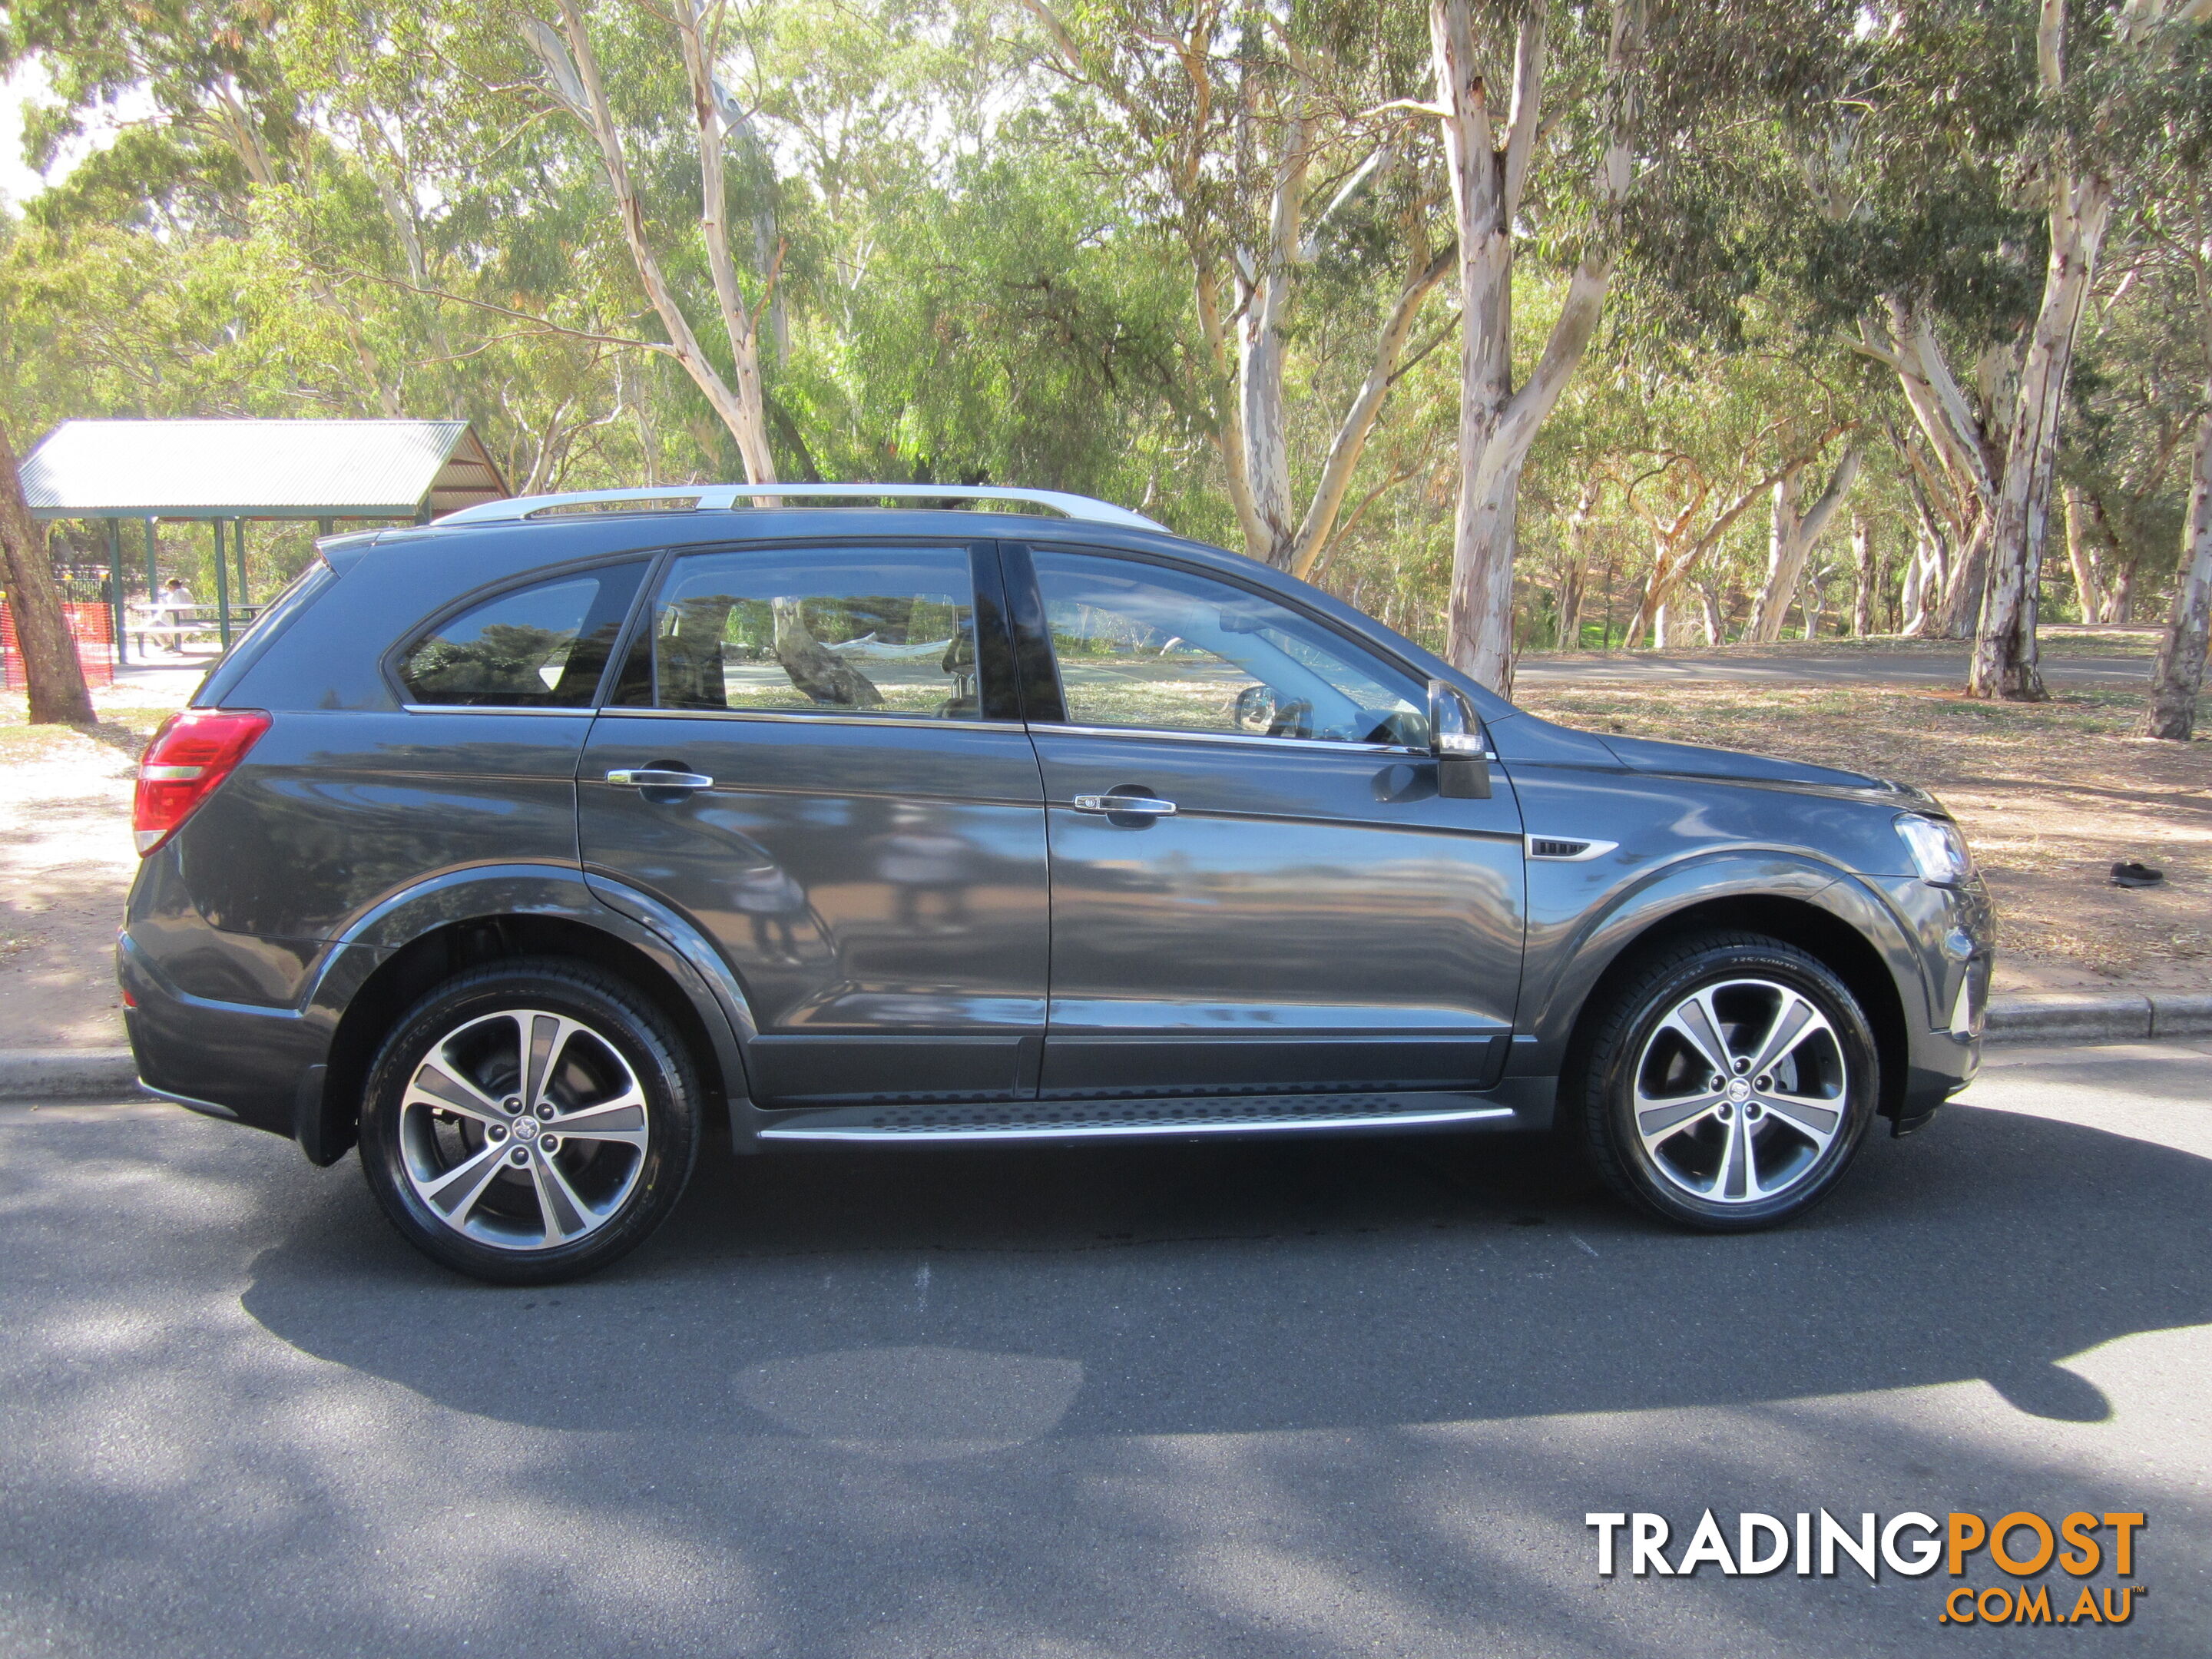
[579,541,1048,1107]
[1009,545,1525,1098]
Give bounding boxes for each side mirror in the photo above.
[1428,678,1492,800]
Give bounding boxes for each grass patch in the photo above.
[0,700,172,767]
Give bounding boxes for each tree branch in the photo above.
[308,263,671,355]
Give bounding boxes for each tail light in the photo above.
[133,710,271,856]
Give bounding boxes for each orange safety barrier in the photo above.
[0,600,118,692]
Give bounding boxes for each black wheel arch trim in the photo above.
[1514,849,1937,1095]
[294,862,758,1164]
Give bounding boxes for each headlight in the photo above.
[1895,813,1973,886]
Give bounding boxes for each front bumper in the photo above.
[1883,872,1993,1135]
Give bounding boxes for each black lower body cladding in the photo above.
[119,933,330,1136]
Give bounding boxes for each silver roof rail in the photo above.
[432,482,1165,530]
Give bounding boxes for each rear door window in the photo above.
[397,563,646,707]
[618,545,988,720]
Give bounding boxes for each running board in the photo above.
[754,1091,1518,1144]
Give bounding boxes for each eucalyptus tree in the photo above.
[0,419,93,725]
[2115,7,2212,740]
[1746,439,1861,641]
[1022,0,1457,575]
[515,0,784,480]
[1418,0,1650,688]
[1764,0,2209,697]
[1962,0,2211,701]
[1,0,418,412]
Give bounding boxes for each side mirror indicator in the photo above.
[1427,679,1492,800]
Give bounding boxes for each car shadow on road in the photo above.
[240,1059,2212,1439]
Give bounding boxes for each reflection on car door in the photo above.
[578,542,1048,1107]
[1009,544,1526,1098]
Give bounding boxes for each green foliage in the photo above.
[3,0,2204,653]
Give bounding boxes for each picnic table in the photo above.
[129,602,262,654]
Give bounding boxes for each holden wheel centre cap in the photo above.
[1725,1078,1753,1104]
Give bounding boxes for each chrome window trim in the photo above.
[401,704,600,717]
[588,705,1026,733]
[1032,720,1422,757]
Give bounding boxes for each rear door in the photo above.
[1008,544,1526,1099]
[578,541,1048,1107]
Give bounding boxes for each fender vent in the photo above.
[1526,835,1620,862]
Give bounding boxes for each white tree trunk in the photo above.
[1850,515,1875,636]
[1748,444,1860,642]
[541,2,778,484]
[1696,580,1725,647]
[1434,0,1644,694]
[1285,247,1455,578]
[1551,477,1602,647]
[2141,399,2212,740]
[1239,114,1305,567]
[1969,182,2111,694]
[2062,485,2104,621]
[1969,0,2117,698]
[1902,522,1947,637]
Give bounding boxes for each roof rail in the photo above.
[432,482,1165,531]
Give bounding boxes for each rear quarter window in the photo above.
[397,563,647,707]
[192,558,339,708]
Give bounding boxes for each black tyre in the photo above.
[359,958,701,1284]
[1569,932,1878,1230]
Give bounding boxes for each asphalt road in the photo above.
[1512,651,2151,686]
[2,1042,2207,1658]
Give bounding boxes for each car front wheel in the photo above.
[359,959,701,1283]
[1571,932,1879,1230]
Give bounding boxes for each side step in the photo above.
[755,1091,1518,1144]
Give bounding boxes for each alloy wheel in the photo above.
[1631,977,1849,1205]
[398,1008,653,1250]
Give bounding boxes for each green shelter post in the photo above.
[107,518,127,667]
[144,519,159,653]
[234,518,250,609]
[212,518,232,649]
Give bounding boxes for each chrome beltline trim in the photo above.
[1035,722,1420,757]
[402,704,597,717]
[587,707,1028,734]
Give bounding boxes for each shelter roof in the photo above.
[21,419,509,520]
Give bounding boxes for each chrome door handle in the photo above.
[605,769,714,790]
[1072,793,1177,816]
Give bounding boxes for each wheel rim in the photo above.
[398,1008,652,1250]
[1631,977,1849,1206]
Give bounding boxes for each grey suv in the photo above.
[121,485,1991,1283]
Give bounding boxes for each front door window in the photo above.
[1031,551,1426,746]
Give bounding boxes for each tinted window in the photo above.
[399,563,645,707]
[636,547,982,719]
[194,557,336,708]
[1031,551,1425,745]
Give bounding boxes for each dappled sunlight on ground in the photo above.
[2,1053,2209,1655]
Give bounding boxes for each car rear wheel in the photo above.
[1571,932,1878,1230]
[359,959,700,1284]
